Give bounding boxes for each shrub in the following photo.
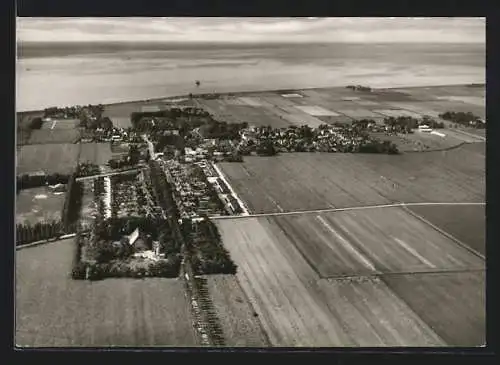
[71,262,87,280]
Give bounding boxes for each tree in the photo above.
[128,145,141,165]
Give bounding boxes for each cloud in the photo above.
[16,17,485,43]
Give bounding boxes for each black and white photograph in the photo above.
[15,17,486,348]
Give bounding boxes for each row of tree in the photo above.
[358,140,399,154]
[182,219,237,275]
[383,116,445,132]
[16,220,64,246]
[439,111,485,128]
[16,172,70,191]
[74,255,182,281]
[61,174,83,231]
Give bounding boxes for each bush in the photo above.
[29,117,44,130]
[61,175,83,231]
[71,262,87,280]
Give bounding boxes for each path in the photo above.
[210,201,485,220]
[75,167,145,181]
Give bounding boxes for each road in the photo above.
[210,201,485,220]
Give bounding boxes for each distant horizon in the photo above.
[17,18,485,44]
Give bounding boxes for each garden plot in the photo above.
[16,187,66,225]
[294,105,340,117]
[110,172,148,218]
[372,109,425,119]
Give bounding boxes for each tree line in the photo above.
[17,172,70,192]
[439,111,485,128]
[16,220,66,246]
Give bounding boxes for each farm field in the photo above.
[79,142,113,166]
[16,187,66,225]
[218,145,485,213]
[17,143,80,175]
[383,271,485,347]
[41,118,80,130]
[406,204,486,256]
[102,101,142,128]
[270,207,484,278]
[16,239,199,347]
[27,129,81,144]
[215,217,478,346]
[205,274,269,347]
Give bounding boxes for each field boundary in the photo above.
[323,267,485,281]
[211,202,486,220]
[16,233,76,250]
[75,166,146,181]
[402,205,485,260]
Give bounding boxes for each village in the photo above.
[17,99,484,281]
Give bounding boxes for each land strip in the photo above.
[211,202,485,220]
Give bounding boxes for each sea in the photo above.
[16,42,485,112]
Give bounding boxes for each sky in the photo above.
[17,17,485,44]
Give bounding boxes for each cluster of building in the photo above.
[239,124,379,153]
[81,127,141,143]
[198,161,243,215]
[162,159,227,221]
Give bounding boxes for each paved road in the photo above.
[210,201,485,220]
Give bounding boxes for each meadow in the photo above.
[16,239,199,347]
[218,144,485,214]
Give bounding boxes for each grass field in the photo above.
[103,102,141,128]
[27,129,81,144]
[17,144,80,175]
[79,143,113,166]
[218,145,484,213]
[41,119,80,130]
[406,204,485,256]
[205,274,269,347]
[271,208,484,278]
[16,187,66,225]
[215,217,467,346]
[383,271,485,346]
[16,239,199,347]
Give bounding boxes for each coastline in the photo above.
[16,82,485,115]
